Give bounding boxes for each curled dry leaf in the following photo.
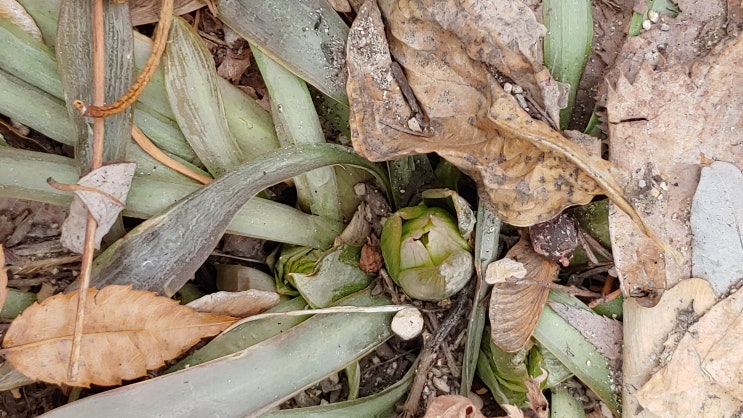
[636,284,743,416]
[489,234,556,352]
[186,289,280,318]
[58,162,136,253]
[1,285,236,387]
[347,0,672,256]
[525,370,549,418]
[422,394,487,418]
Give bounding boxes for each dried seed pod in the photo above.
[529,212,578,266]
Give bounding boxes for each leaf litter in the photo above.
[346,0,675,261]
[1,285,236,387]
[4,0,743,415]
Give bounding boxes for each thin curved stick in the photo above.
[131,125,212,184]
[74,0,175,118]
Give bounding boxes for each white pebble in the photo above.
[391,307,424,340]
[648,10,660,23]
[642,20,652,31]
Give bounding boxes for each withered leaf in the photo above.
[1,285,236,387]
[487,234,556,352]
[422,395,487,418]
[59,162,136,253]
[608,31,743,301]
[636,284,743,415]
[186,289,280,317]
[347,0,670,258]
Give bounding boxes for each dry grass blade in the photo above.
[488,235,556,353]
[1,285,236,387]
[131,125,213,184]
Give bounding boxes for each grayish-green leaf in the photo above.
[462,202,500,395]
[253,46,342,221]
[215,0,350,104]
[533,295,621,416]
[0,146,341,248]
[56,0,132,173]
[264,356,415,418]
[164,16,245,177]
[41,290,393,418]
[289,245,370,308]
[83,143,388,296]
[0,362,33,392]
[168,296,308,372]
[550,384,586,418]
[0,68,76,143]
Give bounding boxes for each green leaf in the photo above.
[290,245,370,308]
[543,0,593,129]
[461,203,501,395]
[263,355,416,418]
[253,45,342,221]
[41,290,393,418]
[83,143,389,296]
[0,147,339,248]
[56,0,132,173]
[215,0,350,105]
[164,16,246,177]
[168,296,308,372]
[533,296,621,416]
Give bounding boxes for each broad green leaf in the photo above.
[84,143,389,296]
[215,0,350,104]
[0,146,341,248]
[56,0,132,173]
[168,296,308,372]
[164,16,245,177]
[253,46,342,221]
[40,290,393,418]
[533,295,621,416]
[290,245,370,308]
[543,0,593,129]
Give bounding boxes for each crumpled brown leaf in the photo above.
[422,395,487,418]
[347,0,668,256]
[607,12,743,304]
[487,234,556,352]
[635,284,743,416]
[1,285,236,387]
[186,289,280,317]
[58,162,136,253]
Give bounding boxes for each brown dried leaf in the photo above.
[346,0,670,258]
[525,370,549,418]
[422,394,487,418]
[186,289,279,317]
[607,19,743,304]
[0,245,7,310]
[636,285,743,415]
[1,285,236,387]
[487,235,556,352]
[59,163,136,253]
[129,0,205,26]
